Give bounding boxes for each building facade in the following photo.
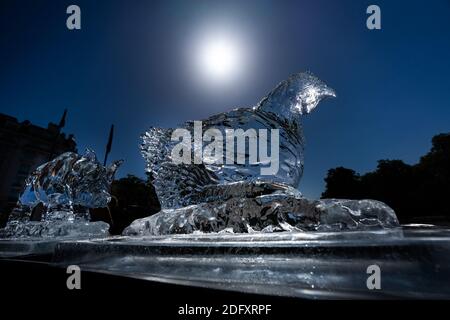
[0,113,77,221]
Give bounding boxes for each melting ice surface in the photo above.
[56,226,450,299]
[0,150,122,239]
[128,72,399,236]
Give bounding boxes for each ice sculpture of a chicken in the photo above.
[141,72,336,208]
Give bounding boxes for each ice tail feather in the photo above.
[140,127,218,209]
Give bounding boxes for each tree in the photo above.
[90,174,161,234]
[322,167,361,199]
[322,133,450,224]
[361,160,414,221]
[414,133,450,218]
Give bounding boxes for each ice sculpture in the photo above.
[142,72,336,208]
[124,181,399,236]
[0,150,122,238]
[126,72,399,236]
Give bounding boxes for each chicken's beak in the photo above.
[324,87,337,99]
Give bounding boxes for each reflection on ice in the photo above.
[54,226,450,299]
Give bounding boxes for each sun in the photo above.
[200,38,239,78]
[195,35,243,84]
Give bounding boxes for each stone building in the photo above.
[0,112,76,222]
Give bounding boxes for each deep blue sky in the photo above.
[1,0,449,198]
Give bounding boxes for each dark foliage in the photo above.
[91,174,161,234]
[0,211,7,228]
[322,133,450,224]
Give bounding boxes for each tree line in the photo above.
[322,133,450,224]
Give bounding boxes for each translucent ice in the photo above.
[141,72,336,208]
[123,181,399,236]
[134,72,399,235]
[0,150,122,238]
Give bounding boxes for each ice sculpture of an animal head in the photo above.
[19,149,123,214]
[257,71,336,122]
